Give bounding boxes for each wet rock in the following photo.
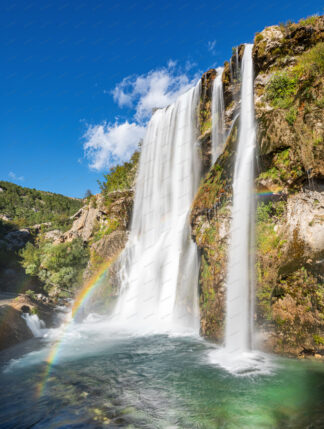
[0,305,33,350]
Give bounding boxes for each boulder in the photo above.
[3,229,31,250]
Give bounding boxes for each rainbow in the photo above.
[36,255,118,398]
[255,185,283,196]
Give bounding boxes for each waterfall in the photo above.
[211,67,225,164]
[225,44,256,353]
[230,47,240,83]
[114,81,201,334]
[22,313,46,338]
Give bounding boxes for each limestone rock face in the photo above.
[286,191,324,253]
[91,231,128,260]
[62,205,102,242]
[44,229,62,242]
[54,191,133,245]
[191,16,324,358]
[253,17,324,75]
[252,17,324,357]
[79,190,134,302]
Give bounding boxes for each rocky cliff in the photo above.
[1,16,323,358]
[191,15,324,358]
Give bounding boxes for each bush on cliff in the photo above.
[20,238,89,297]
[99,151,140,199]
[265,72,297,108]
[265,43,324,109]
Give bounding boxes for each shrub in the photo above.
[313,334,324,345]
[257,201,286,224]
[257,202,273,223]
[20,238,89,296]
[98,151,140,199]
[265,72,297,108]
[299,15,319,26]
[293,42,324,78]
[315,97,324,108]
[25,289,37,300]
[285,107,297,125]
[93,219,120,242]
[255,33,264,43]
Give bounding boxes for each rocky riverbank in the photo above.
[0,293,57,351]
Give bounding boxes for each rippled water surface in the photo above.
[1,318,324,428]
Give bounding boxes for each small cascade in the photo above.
[211,67,225,164]
[230,47,240,83]
[114,81,201,334]
[225,44,256,353]
[22,313,46,338]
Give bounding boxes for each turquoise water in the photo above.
[0,321,324,428]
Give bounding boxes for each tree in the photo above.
[84,189,92,199]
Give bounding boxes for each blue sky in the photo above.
[1,0,322,198]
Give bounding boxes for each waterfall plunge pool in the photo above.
[1,315,324,428]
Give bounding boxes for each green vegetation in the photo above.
[0,181,82,230]
[299,15,319,26]
[285,107,297,125]
[255,33,264,43]
[25,289,37,300]
[99,151,139,201]
[200,118,212,135]
[93,218,120,242]
[20,238,89,297]
[272,267,324,348]
[256,200,287,321]
[294,42,324,78]
[265,43,324,110]
[265,72,297,108]
[313,334,324,345]
[257,148,303,186]
[315,97,324,108]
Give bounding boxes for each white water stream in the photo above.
[114,82,202,334]
[211,67,225,164]
[225,44,256,353]
[22,313,46,338]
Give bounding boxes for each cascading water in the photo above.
[230,47,240,84]
[225,44,256,353]
[114,81,201,334]
[22,313,46,338]
[211,67,225,164]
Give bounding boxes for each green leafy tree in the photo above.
[20,238,89,297]
[98,151,140,197]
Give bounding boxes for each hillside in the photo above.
[0,181,82,230]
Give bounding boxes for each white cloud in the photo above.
[208,40,217,55]
[167,59,177,68]
[9,171,24,182]
[112,62,199,122]
[83,121,145,171]
[84,61,199,171]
